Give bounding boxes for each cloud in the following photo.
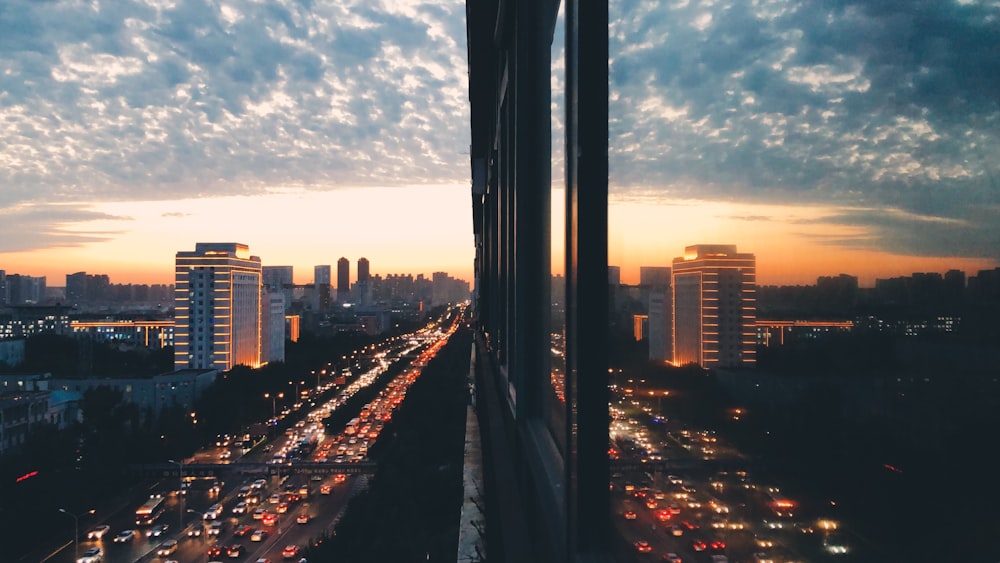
[0,0,470,207]
[0,204,129,252]
[608,0,1000,259]
[1,0,997,264]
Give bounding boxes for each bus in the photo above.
[344,417,360,435]
[135,495,165,526]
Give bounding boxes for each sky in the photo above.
[1,0,998,287]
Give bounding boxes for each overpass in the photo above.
[128,460,378,479]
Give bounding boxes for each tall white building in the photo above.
[261,291,286,363]
[672,245,756,369]
[175,243,263,371]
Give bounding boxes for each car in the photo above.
[253,508,266,520]
[227,544,244,558]
[207,546,223,557]
[645,499,658,509]
[680,521,698,530]
[256,560,272,563]
[76,547,103,563]
[189,524,204,536]
[262,512,277,526]
[157,540,179,556]
[209,521,224,535]
[662,554,682,563]
[233,501,248,514]
[296,513,310,524]
[691,539,707,552]
[333,474,347,484]
[655,509,672,522]
[669,524,684,536]
[320,484,332,495]
[238,486,251,497]
[86,525,111,540]
[113,530,136,543]
[251,529,268,542]
[710,540,727,551]
[281,545,300,559]
[269,493,281,504]
[234,524,253,537]
[634,540,653,553]
[147,523,169,537]
[668,504,681,514]
[276,502,289,514]
[205,504,223,519]
[252,479,266,490]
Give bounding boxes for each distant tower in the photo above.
[357,258,370,283]
[672,245,756,368]
[314,265,332,311]
[337,257,350,301]
[175,243,263,371]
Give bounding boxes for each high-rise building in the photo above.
[262,266,294,312]
[337,257,350,301]
[357,258,370,283]
[314,265,332,311]
[641,267,672,363]
[672,244,756,368]
[261,291,286,363]
[66,272,87,305]
[0,270,6,306]
[175,243,263,371]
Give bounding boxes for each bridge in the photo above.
[128,460,378,478]
[610,457,758,474]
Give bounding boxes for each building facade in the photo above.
[337,257,350,301]
[672,245,757,368]
[175,243,263,371]
[262,266,294,313]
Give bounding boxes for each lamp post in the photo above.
[264,392,284,419]
[58,508,93,559]
[168,459,184,529]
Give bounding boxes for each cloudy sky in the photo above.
[1,0,998,285]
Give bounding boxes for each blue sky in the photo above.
[1,0,997,284]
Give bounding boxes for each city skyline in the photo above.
[1,1,998,287]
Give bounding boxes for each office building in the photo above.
[467,0,610,559]
[314,265,332,311]
[337,257,350,301]
[262,266,294,313]
[175,243,263,371]
[261,291,286,363]
[672,244,756,368]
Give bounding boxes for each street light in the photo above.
[264,392,284,418]
[168,459,184,529]
[58,507,94,559]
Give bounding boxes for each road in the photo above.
[43,307,463,563]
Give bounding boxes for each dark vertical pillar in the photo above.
[513,0,552,419]
[565,0,609,556]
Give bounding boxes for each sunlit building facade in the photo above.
[175,243,263,371]
[672,244,756,368]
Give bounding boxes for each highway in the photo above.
[43,307,463,563]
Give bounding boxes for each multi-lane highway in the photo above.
[45,307,464,563]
